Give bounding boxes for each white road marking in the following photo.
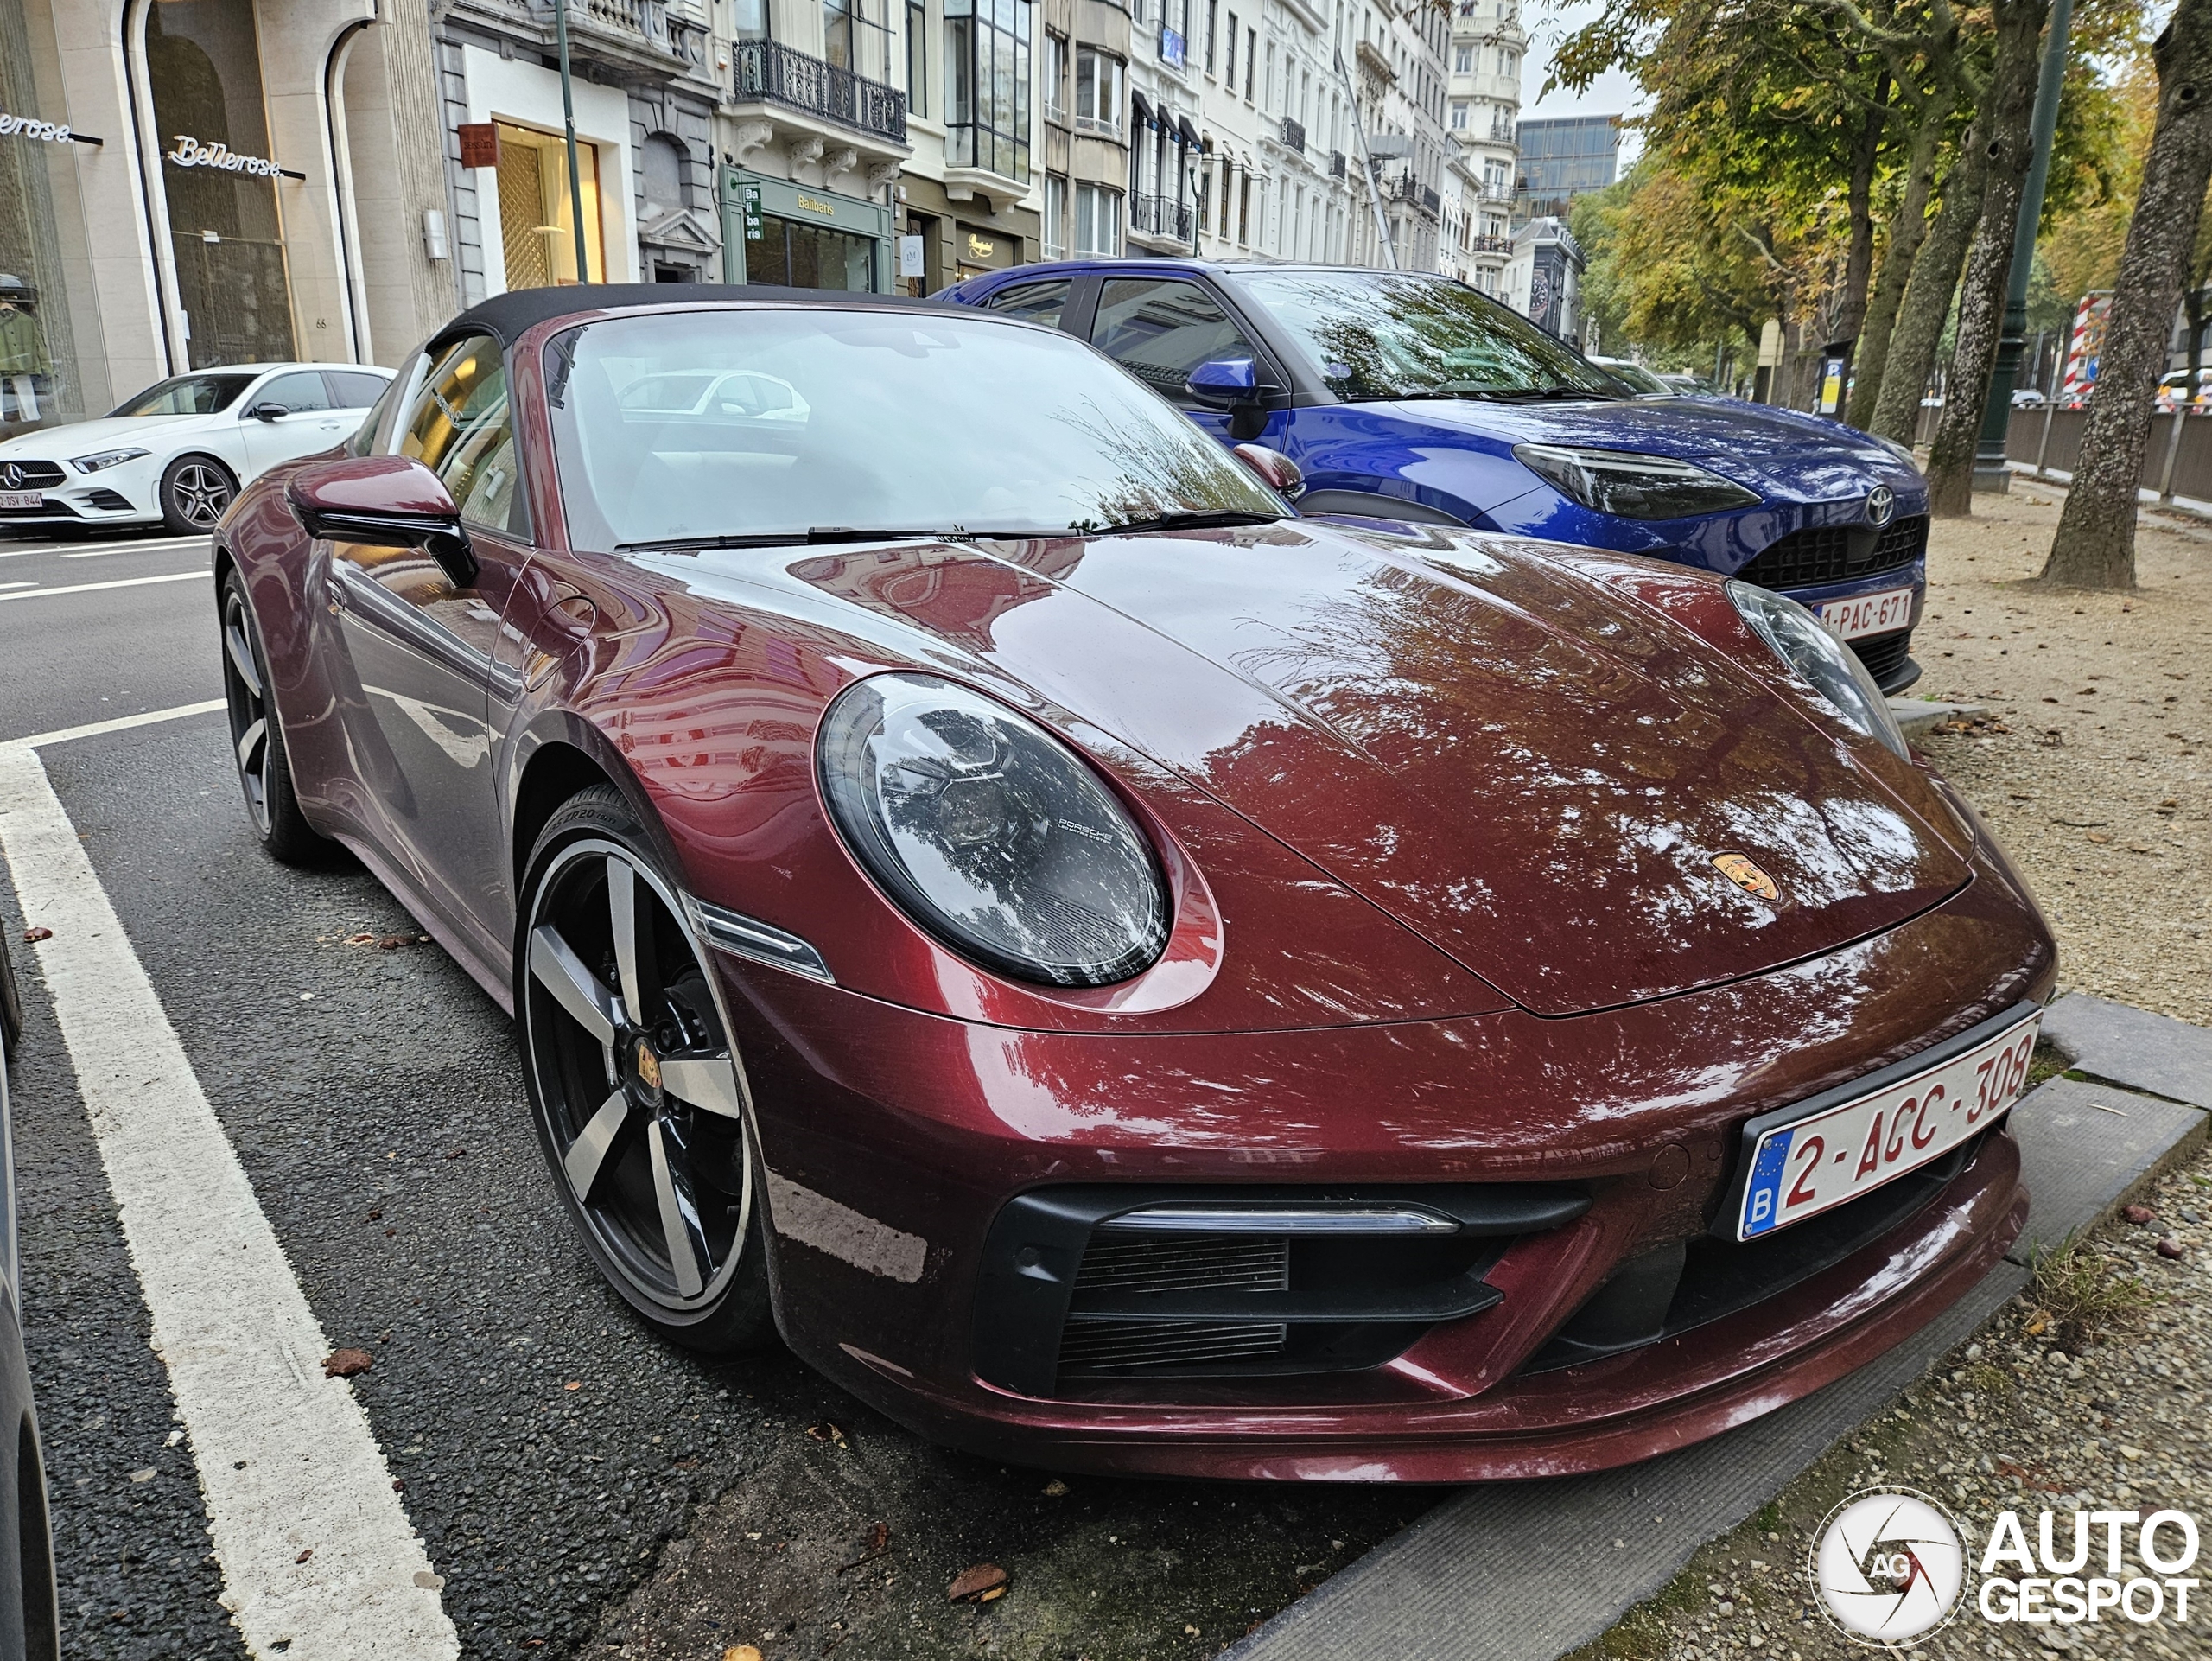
[0,582,33,591]
[0,536,204,559]
[12,699,225,750]
[0,717,460,1659]
[0,570,207,602]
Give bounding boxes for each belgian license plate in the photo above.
[0,492,41,511]
[1820,586,1915,640]
[1737,1012,2040,1240]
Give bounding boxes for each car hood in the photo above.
[709,519,1968,1017]
[0,415,191,459]
[1371,395,1922,506]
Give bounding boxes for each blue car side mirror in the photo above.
[1185,356,1259,405]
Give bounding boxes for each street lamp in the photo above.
[556,0,594,283]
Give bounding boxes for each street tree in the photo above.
[2045,0,2212,586]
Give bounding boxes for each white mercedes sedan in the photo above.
[0,363,393,536]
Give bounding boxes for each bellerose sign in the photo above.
[166,134,293,179]
[0,110,81,144]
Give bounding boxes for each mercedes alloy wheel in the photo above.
[162,456,236,533]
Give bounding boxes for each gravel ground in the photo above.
[1904,488,2212,1025]
[1572,1144,2211,1661]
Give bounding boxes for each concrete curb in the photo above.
[1889,697,1990,741]
[1223,1004,2211,1661]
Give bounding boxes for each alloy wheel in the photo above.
[221,589,273,834]
[522,839,753,1313]
[170,462,233,528]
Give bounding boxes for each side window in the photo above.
[400,334,524,536]
[1090,278,1262,401]
[328,371,391,409]
[346,358,418,457]
[983,278,1073,330]
[253,372,335,414]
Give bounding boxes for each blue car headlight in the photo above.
[1728,581,1910,760]
[1513,442,1760,519]
[69,447,150,474]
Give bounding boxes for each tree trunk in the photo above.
[2044,0,2212,586]
[1834,79,1892,354]
[1848,82,1955,430]
[1868,136,1988,447]
[1926,0,2052,515]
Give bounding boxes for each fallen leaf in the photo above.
[22,926,51,942]
[805,1422,849,1448]
[296,1548,313,1564]
[724,1648,766,1661]
[445,1147,467,1160]
[563,1381,582,1391]
[947,1562,1007,1602]
[2086,831,2113,844]
[366,1210,382,1221]
[1042,1478,1069,1498]
[2023,1311,2050,1337]
[323,1348,374,1378]
[2124,1205,2158,1225]
[346,932,378,947]
[378,935,410,950]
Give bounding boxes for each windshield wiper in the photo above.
[1388,386,1613,404]
[617,527,957,552]
[1082,509,1282,536]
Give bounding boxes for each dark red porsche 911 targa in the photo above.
[212,284,2053,1481]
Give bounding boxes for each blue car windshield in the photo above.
[1231,270,1628,402]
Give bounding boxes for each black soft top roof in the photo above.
[437,283,972,348]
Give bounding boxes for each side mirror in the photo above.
[247,402,289,422]
[287,455,479,587]
[1185,355,1258,406]
[1186,355,1281,442]
[1231,442,1305,501]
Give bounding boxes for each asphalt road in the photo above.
[0,525,1435,1660]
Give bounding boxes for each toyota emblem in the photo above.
[1866,483,1896,526]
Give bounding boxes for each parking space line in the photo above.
[0,570,207,603]
[0,536,207,559]
[0,715,459,1659]
[14,700,226,751]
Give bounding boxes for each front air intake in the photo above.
[1059,1235,1291,1372]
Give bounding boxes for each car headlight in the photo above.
[1866,432,1920,472]
[69,447,149,474]
[817,672,1171,987]
[1512,443,1760,519]
[1727,581,1910,760]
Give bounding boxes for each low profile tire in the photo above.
[518,786,773,1354]
[0,918,21,1060]
[220,570,330,866]
[160,455,237,534]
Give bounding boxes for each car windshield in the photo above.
[548,308,1285,548]
[111,373,259,417]
[1231,270,1627,402]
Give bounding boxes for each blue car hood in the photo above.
[1376,396,1922,507]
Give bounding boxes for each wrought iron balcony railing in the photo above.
[1130,193,1193,241]
[733,38,907,144]
[1330,150,1345,178]
[1279,116,1305,154]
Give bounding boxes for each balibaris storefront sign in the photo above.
[165,134,296,179]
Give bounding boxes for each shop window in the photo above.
[944,0,1030,181]
[400,334,524,535]
[747,217,878,292]
[495,124,604,290]
[1090,278,1258,403]
[144,0,296,368]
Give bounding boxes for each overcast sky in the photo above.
[1522,0,1649,169]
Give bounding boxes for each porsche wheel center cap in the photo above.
[632,1037,663,1095]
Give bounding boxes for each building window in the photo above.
[1075,47,1122,136]
[1236,171,1250,243]
[945,0,1031,180]
[1206,0,1218,73]
[1454,43,1471,72]
[1451,100,1468,129]
[1245,29,1256,99]
[1074,181,1121,256]
[1225,13,1237,86]
[907,0,929,115]
[825,0,893,80]
[1044,174,1067,257]
[1043,31,1068,124]
[733,0,771,37]
[494,123,605,290]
